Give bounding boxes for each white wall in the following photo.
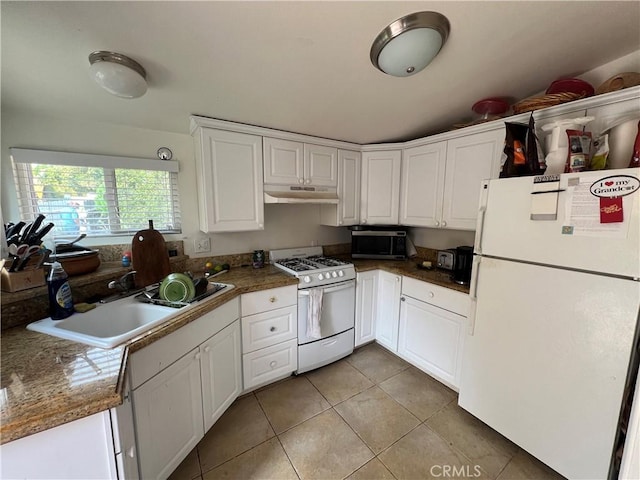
[409,228,475,251]
[578,50,640,89]
[0,110,349,256]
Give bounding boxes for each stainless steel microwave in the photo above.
[351,229,407,260]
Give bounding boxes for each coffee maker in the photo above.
[452,246,474,285]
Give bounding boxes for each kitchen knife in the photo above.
[5,221,25,239]
[6,233,20,246]
[21,214,45,245]
[30,222,54,246]
[24,214,46,244]
[18,222,32,245]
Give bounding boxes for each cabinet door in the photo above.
[111,385,139,480]
[196,128,264,232]
[355,270,377,347]
[375,270,401,352]
[361,150,401,225]
[134,348,204,480]
[400,142,447,227]
[319,149,361,226]
[263,137,304,185]
[338,149,361,225]
[201,320,242,432]
[398,296,465,390]
[304,144,338,187]
[442,128,504,230]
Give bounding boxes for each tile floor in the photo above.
[169,343,566,480]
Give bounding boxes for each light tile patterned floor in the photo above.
[169,343,565,480]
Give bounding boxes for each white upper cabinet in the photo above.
[320,149,361,226]
[400,128,503,230]
[360,150,401,225]
[263,138,304,185]
[400,142,447,227]
[263,137,337,187]
[193,127,264,232]
[442,128,504,230]
[304,143,338,186]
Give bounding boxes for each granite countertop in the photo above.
[1,258,467,444]
[349,258,470,294]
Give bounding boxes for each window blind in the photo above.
[11,148,181,239]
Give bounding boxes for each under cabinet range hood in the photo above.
[263,184,339,204]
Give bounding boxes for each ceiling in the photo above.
[2,1,639,145]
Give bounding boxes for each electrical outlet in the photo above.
[194,236,211,254]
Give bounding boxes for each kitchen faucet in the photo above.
[108,270,137,293]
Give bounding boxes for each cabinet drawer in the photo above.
[241,285,297,316]
[402,276,469,317]
[242,339,298,390]
[242,305,297,353]
[130,298,239,389]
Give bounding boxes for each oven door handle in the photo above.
[298,280,355,296]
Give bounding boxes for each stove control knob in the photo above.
[338,270,344,277]
[331,271,338,278]
[318,274,324,280]
[303,276,311,283]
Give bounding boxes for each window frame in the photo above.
[10,148,181,239]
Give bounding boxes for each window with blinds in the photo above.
[10,148,181,239]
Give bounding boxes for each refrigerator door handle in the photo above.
[474,207,486,255]
[467,255,481,335]
[474,180,489,255]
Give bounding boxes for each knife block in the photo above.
[1,265,46,292]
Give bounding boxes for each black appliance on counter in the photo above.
[350,225,407,260]
[452,246,473,285]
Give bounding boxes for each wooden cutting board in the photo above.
[131,220,171,288]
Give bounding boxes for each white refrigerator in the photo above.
[459,167,640,479]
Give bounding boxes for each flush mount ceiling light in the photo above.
[370,11,450,77]
[88,51,147,99]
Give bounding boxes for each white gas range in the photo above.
[270,247,356,373]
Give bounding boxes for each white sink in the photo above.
[27,296,183,349]
[26,283,235,348]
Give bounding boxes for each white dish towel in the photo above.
[307,287,324,340]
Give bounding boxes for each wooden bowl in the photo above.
[50,250,101,276]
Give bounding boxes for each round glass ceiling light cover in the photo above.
[377,28,443,77]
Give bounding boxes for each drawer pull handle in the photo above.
[269,360,277,368]
[204,346,211,353]
[270,326,276,332]
[194,352,201,360]
[127,446,136,458]
[269,296,277,303]
[428,292,435,298]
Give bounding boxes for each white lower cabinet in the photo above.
[200,321,243,432]
[0,411,119,479]
[398,276,469,390]
[111,383,139,480]
[355,270,378,346]
[134,347,204,480]
[241,285,298,390]
[375,270,402,352]
[130,299,241,480]
[243,338,298,389]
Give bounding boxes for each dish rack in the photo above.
[134,282,229,308]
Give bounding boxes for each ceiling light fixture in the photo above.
[88,51,148,99]
[370,11,450,77]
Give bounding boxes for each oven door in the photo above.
[298,279,355,345]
